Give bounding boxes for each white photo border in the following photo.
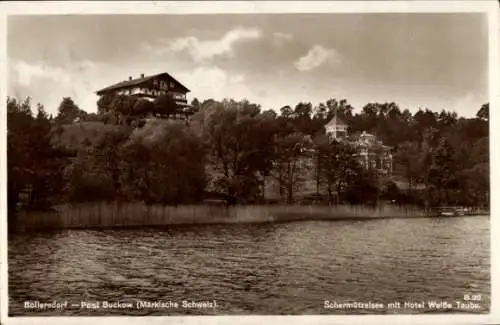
[0,1,498,325]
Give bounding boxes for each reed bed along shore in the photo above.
[7,202,446,232]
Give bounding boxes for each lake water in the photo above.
[8,216,490,315]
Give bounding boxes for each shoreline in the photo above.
[8,203,489,233]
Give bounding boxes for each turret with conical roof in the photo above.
[325,114,348,140]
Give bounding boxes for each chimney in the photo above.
[140,73,145,78]
[128,76,132,81]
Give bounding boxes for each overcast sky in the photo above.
[7,13,488,117]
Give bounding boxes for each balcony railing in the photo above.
[171,92,187,101]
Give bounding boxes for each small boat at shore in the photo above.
[431,207,486,217]
[439,208,460,217]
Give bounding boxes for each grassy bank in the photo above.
[7,202,444,232]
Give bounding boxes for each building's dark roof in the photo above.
[96,72,190,95]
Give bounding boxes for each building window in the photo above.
[170,82,174,88]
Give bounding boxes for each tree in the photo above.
[153,93,179,118]
[132,99,154,117]
[64,149,117,203]
[240,99,261,117]
[427,136,458,205]
[326,98,354,122]
[191,97,201,112]
[313,103,327,121]
[394,141,421,193]
[294,102,312,119]
[344,167,380,205]
[56,97,82,124]
[28,104,68,209]
[110,95,137,117]
[80,112,100,122]
[7,97,68,212]
[280,105,293,118]
[273,132,312,204]
[413,108,438,140]
[292,102,321,136]
[7,97,34,213]
[380,180,403,203]
[418,128,439,206]
[437,110,458,128]
[458,163,489,207]
[262,109,278,120]
[120,123,207,204]
[205,101,275,203]
[93,127,132,197]
[97,94,116,115]
[316,138,359,204]
[477,103,489,121]
[312,134,329,196]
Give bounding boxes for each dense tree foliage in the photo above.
[205,99,275,203]
[7,97,69,215]
[315,137,360,204]
[273,132,312,204]
[120,122,207,205]
[55,97,82,124]
[96,93,183,125]
[7,95,490,212]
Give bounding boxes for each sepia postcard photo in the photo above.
[0,1,498,325]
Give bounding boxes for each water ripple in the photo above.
[8,216,490,315]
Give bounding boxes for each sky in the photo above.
[7,13,489,117]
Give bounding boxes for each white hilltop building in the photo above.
[324,114,393,175]
[325,114,349,140]
[264,114,394,202]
